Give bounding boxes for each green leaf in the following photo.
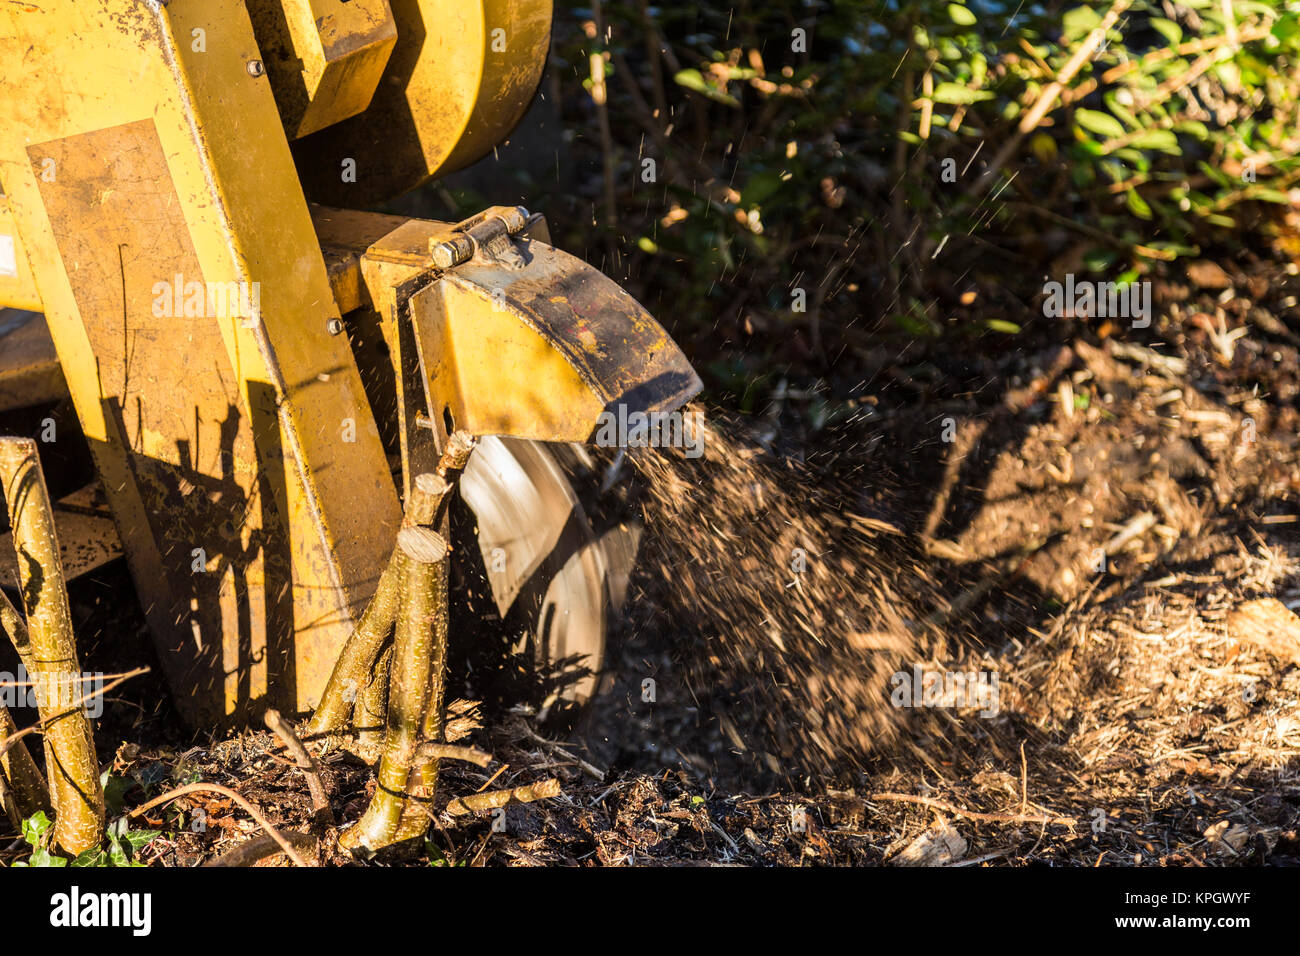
[22,811,53,847]
[1063,6,1103,42]
[673,69,739,107]
[1173,120,1209,140]
[1129,129,1179,153]
[1076,109,1125,139]
[1197,161,1234,187]
[119,828,160,854]
[1115,148,1150,167]
[1084,247,1119,272]
[932,82,993,104]
[1273,13,1300,42]
[108,838,131,868]
[947,3,977,26]
[102,773,133,817]
[1126,188,1153,219]
[1103,93,1140,130]
[26,847,67,868]
[985,319,1021,334]
[1150,18,1183,45]
[1247,188,1292,204]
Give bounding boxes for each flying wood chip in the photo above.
[1225,598,1300,667]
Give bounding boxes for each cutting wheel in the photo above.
[450,437,638,719]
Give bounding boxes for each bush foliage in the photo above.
[494,0,1300,394]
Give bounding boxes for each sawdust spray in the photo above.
[623,407,928,781]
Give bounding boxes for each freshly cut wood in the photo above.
[891,817,968,866]
[401,472,451,529]
[1225,597,1300,666]
[341,527,449,851]
[393,532,451,842]
[0,438,103,853]
[309,460,461,738]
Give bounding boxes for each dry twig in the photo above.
[263,708,333,824]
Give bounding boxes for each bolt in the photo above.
[326,317,345,336]
[502,206,530,232]
[429,234,474,270]
[247,59,265,77]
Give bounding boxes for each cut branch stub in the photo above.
[393,536,452,843]
[341,527,449,851]
[402,472,452,529]
[0,438,104,853]
[437,431,478,480]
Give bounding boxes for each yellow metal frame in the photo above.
[0,0,699,729]
[0,0,400,725]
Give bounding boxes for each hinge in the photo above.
[428,206,530,271]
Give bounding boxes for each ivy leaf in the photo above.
[119,828,161,854]
[21,811,53,848]
[72,848,109,867]
[26,847,68,868]
[107,837,132,868]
